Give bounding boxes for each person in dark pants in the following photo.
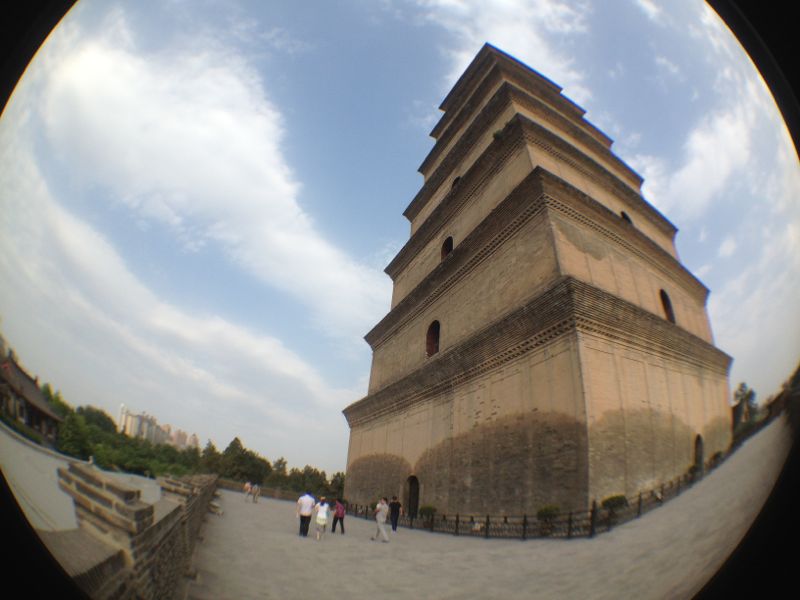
[331,498,346,534]
[297,491,314,537]
[389,496,403,532]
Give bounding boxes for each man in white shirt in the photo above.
[296,492,315,537]
[371,497,390,543]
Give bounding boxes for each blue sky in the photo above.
[1,0,798,475]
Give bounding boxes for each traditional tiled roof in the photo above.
[0,353,63,422]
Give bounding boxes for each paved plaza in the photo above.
[184,417,795,600]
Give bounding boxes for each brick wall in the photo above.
[56,462,217,599]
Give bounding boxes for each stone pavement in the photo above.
[184,418,793,600]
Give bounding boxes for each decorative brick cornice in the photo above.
[370,166,707,351]
[390,112,528,277]
[370,168,547,348]
[409,66,567,224]
[535,170,710,301]
[419,65,505,177]
[432,44,588,143]
[346,277,731,428]
[568,279,731,373]
[506,85,640,188]
[395,111,675,283]
[420,75,633,197]
[516,115,675,238]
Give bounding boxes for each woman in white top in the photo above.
[314,497,330,541]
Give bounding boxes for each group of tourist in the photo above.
[242,481,261,502]
[296,492,347,540]
[296,492,404,542]
[239,482,405,542]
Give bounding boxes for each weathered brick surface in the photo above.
[414,410,589,515]
[53,465,218,599]
[345,46,732,520]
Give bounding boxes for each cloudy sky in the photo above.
[1,0,797,475]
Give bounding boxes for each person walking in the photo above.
[297,491,315,537]
[371,497,390,543]
[243,481,252,502]
[331,498,346,534]
[314,497,330,541]
[251,483,260,503]
[389,496,402,532]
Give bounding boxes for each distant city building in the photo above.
[117,404,198,448]
[0,334,62,446]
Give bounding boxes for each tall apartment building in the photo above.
[118,405,168,445]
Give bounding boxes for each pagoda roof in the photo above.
[0,353,63,422]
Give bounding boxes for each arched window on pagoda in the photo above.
[620,211,633,225]
[660,289,676,324]
[441,236,454,260]
[426,321,440,357]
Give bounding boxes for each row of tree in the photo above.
[41,383,344,499]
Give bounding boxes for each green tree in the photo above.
[181,446,201,471]
[201,440,222,473]
[41,383,73,419]
[272,457,287,475]
[733,382,759,440]
[58,413,91,459]
[155,442,181,467]
[734,383,757,415]
[286,465,328,496]
[286,467,304,491]
[221,437,247,479]
[219,438,273,483]
[242,450,271,485]
[76,406,117,434]
[329,472,345,499]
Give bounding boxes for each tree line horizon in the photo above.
[8,380,346,500]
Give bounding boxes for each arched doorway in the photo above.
[405,475,420,518]
[694,435,705,477]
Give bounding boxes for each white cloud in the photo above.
[717,236,736,258]
[608,62,625,80]
[412,0,592,106]
[0,138,355,469]
[654,55,681,78]
[633,0,663,22]
[610,5,800,402]
[36,10,390,346]
[636,96,754,222]
[709,220,800,398]
[0,7,382,473]
[694,264,712,278]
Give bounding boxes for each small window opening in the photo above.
[660,289,676,324]
[620,211,633,225]
[426,321,440,357]
[451,176,461,189]
[441,236,454,260]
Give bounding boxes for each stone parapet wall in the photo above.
[55,462,217,599]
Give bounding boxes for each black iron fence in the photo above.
[345,461,722,541]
